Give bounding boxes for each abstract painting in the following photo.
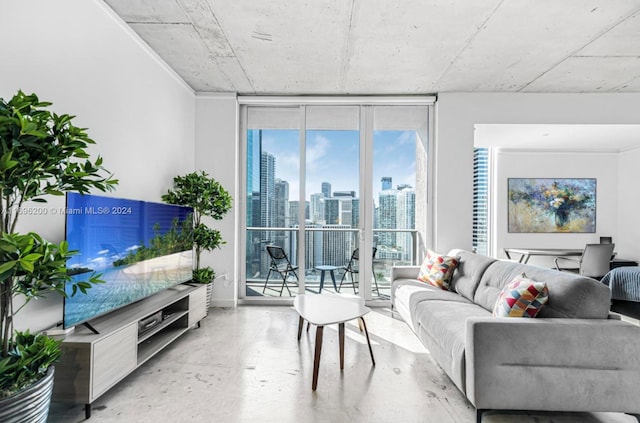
[508,178,596,233]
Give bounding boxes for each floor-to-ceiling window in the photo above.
[240,99,434,301]
[372,106,429,295]
[304,106,361,295]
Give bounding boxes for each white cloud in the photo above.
[382,131,415,155]
[306,135,331,171]
[89,257,109,268]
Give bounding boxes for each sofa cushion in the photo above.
[492,273,549,318]
[474,260,610,319]
[447,249,496,302]
[394,279,472,310]
[413,300,491,394]
[417,250,459,290]
[392,279,472,330]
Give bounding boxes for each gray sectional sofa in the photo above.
[391,249,640,422]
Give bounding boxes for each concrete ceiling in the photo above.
[102,0,640,95]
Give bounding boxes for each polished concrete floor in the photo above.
[49,305,637,423]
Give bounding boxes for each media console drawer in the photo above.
[92,323,137,399]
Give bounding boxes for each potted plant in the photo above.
[162,172,232,308]
[0,90,117,421]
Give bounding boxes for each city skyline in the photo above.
[246,129,418,288]
[259,129,417,204]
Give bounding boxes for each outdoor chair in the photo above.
[554,243,615,280]
[264,245,299,296]
[339,247,380,295]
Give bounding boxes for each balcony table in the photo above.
[314,265,339,293]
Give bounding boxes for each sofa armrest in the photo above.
[390,265,421,282]
[466,317,640,413]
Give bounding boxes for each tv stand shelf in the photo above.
[137,309,189,365]
[52,283,207,419]
[137,309,187,343]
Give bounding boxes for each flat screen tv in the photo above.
[63,193,193,329]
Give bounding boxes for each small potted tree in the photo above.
[162,172,232,309]
[0,90,117,420]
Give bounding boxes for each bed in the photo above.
[601,267,640,319]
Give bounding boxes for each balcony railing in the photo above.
[245,227,418,298]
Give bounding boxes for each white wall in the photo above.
[0,0,196,332]
[436,93,640,259]
[618,147,640,261]
[194,94,239,307]
[494,150,619,267]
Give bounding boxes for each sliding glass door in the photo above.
[371,106,429,295]
[304,106,360,295]
[241,101,431,301]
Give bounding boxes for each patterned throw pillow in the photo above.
[493,273,549,318]
[416,250,460,290]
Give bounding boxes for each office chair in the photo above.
[338,247,380,295]
[554,243,615,280]
[264,245,299,296]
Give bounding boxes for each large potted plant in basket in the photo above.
[0,90,117,421]
[162,172,232,309]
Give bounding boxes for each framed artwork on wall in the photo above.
[508,178,596,233]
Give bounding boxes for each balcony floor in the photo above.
[245,280,391,299]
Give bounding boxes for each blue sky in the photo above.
[261,129,417,203]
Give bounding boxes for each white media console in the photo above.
[52,283,207,418]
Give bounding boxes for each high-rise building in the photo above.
[333,191,356,197]
[290,221,321,271]
[274,179,289,247]
[323,191,356,227]
[321,182,331,198]
[396,186,415,259]
[339,198,352,227]
[246,130,261,227]
[260,152,276,228]
[324,198,340,224]
[274,179,289,228]
[377,177,415,262]
[259,151,277,276]
[351,198,360,229]
[310,193,325,223]
[288,200,311,227]
[473,148,489,255]
[378,189,397,247]
[246,130,263,280]
[288,201,300,227]
[321,224,352,267]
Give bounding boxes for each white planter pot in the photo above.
[206,282,214,314]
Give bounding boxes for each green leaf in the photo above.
[18,260,34,272]
[22,253,43,261]
[0,260,17,275]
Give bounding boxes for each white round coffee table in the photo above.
[293,294,375,390]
